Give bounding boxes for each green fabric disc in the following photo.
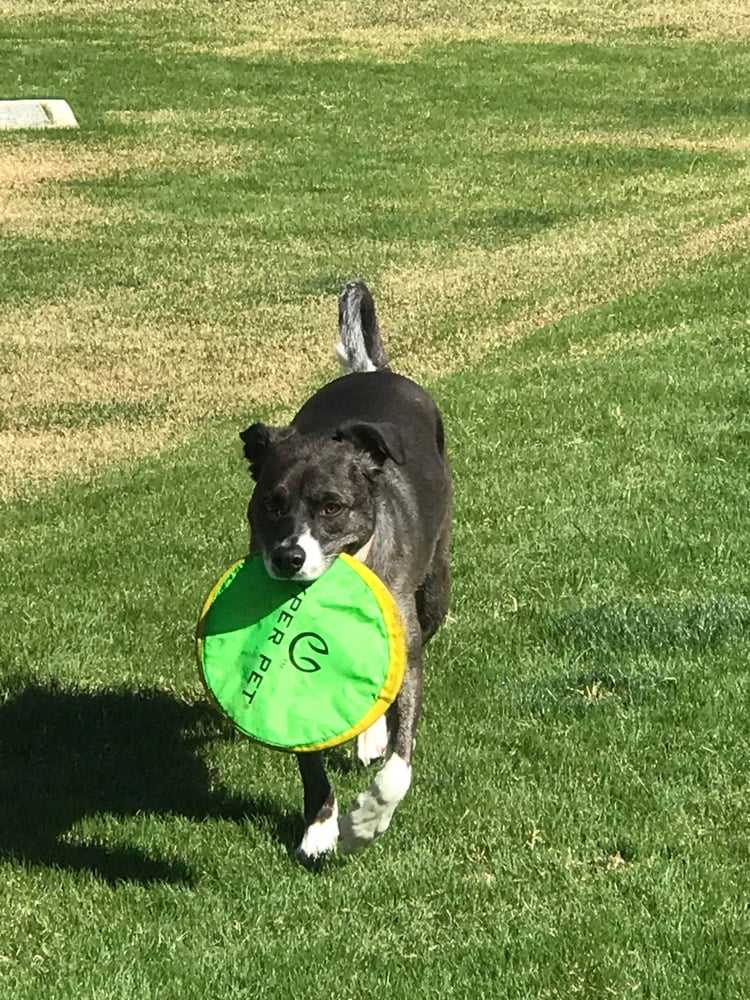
[196,553,406,752]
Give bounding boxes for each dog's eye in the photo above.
[262,495,285,518]
[321,501,344,517]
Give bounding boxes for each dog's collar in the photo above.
[353,535,374,563]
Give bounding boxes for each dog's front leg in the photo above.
[339,626,422,855]
[295,751,339,861]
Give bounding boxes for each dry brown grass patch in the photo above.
[0,292,335,500]
[3,197,749,500]
[1,293,333,413]
[1,188,117,238]
[0,137,246,235]
[3,0,748,43]
[680,214,750,262]
[0,139,244,189]
[2,0,748,497]
[511,128,750,155]
[0,422,188,501]
[379,187,750,385]
[209,0,750,51]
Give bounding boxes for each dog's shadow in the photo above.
[0,682,299,886]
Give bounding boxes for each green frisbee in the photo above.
[196,553,407,752]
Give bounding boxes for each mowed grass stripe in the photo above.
[2,28,750,496]
[2,198,748,498]
[0,201,750,499]
[3,0,749,44]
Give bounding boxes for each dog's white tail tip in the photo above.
[334,340,350,373]
[334,340,376,375]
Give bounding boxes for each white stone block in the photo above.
[0,99,79,130]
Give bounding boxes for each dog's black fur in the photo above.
[239,280,452,857]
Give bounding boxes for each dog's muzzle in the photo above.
[268,534,373,582]
[270,543,306,578]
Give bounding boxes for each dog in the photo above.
[239,280,452,859]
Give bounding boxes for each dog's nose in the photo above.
[271,544,306,577]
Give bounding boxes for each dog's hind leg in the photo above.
[339,619,422,854]
[295,752,339,861]
[416,524,451,646]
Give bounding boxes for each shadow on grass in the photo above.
[0,682,300,886]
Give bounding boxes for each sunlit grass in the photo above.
[2,3,750,998]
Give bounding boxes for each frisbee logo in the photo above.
[289,632,329,673]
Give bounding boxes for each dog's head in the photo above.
[239,420,404,581]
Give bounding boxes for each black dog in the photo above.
[240,281,452,858]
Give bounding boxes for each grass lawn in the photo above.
[1,2,749,997]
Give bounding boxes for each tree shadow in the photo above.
[0,681,299,886]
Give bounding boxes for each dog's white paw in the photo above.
[339,755,412,854]
[296,800,339,861]
[356,715,389,766]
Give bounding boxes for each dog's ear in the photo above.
[333,421,405,473]
[239,423,293,480]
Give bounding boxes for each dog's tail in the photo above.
[335,280,390,374]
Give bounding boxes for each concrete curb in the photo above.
[0,99,79,130]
